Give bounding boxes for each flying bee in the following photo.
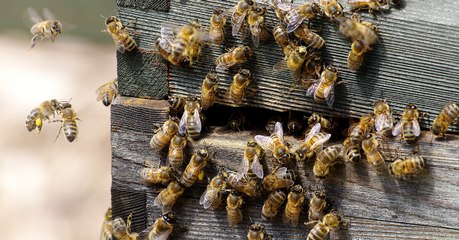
[209,8,227,45]
[349,114,375,145]
[201,72,220,110]
[338,13,378,48]
[347,40,368,71]
[247,223,269,240]
[343,137,361,162]
[388,156,425,178]
[361,133,385,170]
[313,145,342,178]
[272,24,291,56]
[55,103,80,143]
[295,123,331,161]
[200,174,227,210]
[26,99,63,133]
[27,8,62,48]
[226,171,261,197]
[154,180,186,214]
[228,110,246,131]
[168,95,185,116]
[348,0,397,14]
[392,103,421,144]
[183,21,209,65]
[112,214,139,240]
[166,21,207,66]
[236,140,264,181]
[179,149,209,188]
[261,189,286,221]
[308,187,327,222]
[283,185,304,227]
[216,45,253,70]
[277,1,322,33]
[293,24,325,50]
[103,16,136,53]
[247,5,269,47]
[150,118,179,151]
[226,191,244,227]
[431,103,459,139]
[96,79,119,107]
[167,133,187,170]
[139,165,174,186]
[179,96,202,139]
[231,0,255,36]
[146,213,176,240]
[307,113,337,133]
[230,69,253,104]
[374,99,395,137]
[306,210,342,240]
[100,208,112,240]
[262,167,296,192]
[306,65,341,107]
[316,0,344,20]
[287,111,305,135]
[255,122,291,164]
[273,45,309,80]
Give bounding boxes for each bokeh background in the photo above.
[0,0,118,239]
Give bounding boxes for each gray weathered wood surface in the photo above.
[111,97,459,239]
[116,0,459,132]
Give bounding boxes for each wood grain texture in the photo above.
[110,98,459,239]
[116,0,459,133]
[116,0,170,11]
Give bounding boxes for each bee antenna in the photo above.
[100,14,107,19]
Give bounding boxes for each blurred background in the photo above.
[0,0,118,239]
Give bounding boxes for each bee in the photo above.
[261,189,286,221]
[236,140,264,181]
[167,133,187,170]
[226,172,261,197]
[307,113,337,133]
[55,103,80,142]
[216,45,253,70]
[306,210,342,240]
[316,0,344,20]
[209,8,227,45]
[96,79,119,107]
[287,111,305,134]
[156,34,173,62]
[139,165,174,186]
[154,180,186,214]
[431,103,459,139]
[247,5,269,47]
[308,188,327,222]
[306,65,341,107]
[166,21,207,66]
[231,0,255,36]
[343,137,361,162]
[25,99,62,133]
[273,45,308,80]
[179,96,202,139]
[347,40,368,71]
[104,16,136,53]
[392,103,421,144]
[199,175,227,210]
[27,8,62,48]
[283,185,304,227]
[146,213,176,240]
[255,122,291,164]
[272,0,292,21]
[338,13,378,48]
[230,69,253,104]
[277,1,321,33]
[293,23,325,50]
[226,191,244,227]
[168,95,186,116]
[265,116,283,135]
[201,72,220,110]
[361,133,385,170]
[150,118,179,151]
[247,223,269,240]
[262,167,296,192]
[349,114,375,145]
[112,214,139,240]
[388,156,425,178]
[348,0,396,14]
[300,54,323,88]
[100,208,113,240]
[272,24,291,56]
[313,145,342,178]
[295,123,331,161]
[374,99,394,137]
[179,149,209,188]
[228,111,246,131]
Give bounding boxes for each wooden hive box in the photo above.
[111,0,459,239]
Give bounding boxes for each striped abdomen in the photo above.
[432,103,459,135]
[402,121,417,144]
[168,146,185,170]
[63,119,78,142]
[26,108,42,132]
[186,114,201,139]
[261,189,286,220]
[150,132,174,151]
[226,207,242,227]
[307,222,329,240]
[116,32,136,51]
[344,144,361,163]
[365,150,385,170]
[405,156,425,175]
[169,39,187,65]
[317,146,341,166]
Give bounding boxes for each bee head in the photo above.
[239,69,251,78]
[206,72,219,84]
[247,140,257,148]
[52,21,62,33]
[430,125,441,136]
[406,103,417,110]
[294,150,306,161]
[196,149,209,162]
[162,213,176,224]
[213,8,224,15]
[326,65,338,73]
[105,16,119,25]
[249,223,264,232]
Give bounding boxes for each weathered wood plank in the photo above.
[116,0,459,132]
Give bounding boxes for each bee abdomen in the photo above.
[26,108,41,132]
[345,146,361,162]
[227,209,243,227]
[347,51,363,71]
[150,133,171,151]
[63,120,78,142]
[406,157,425,174]
[307,223,328,240]
[367,153,386,170]
[168,150,184,170]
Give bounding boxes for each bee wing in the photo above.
[255,135,274,151]
[250,22,260,47]
[251,154,264,179]
[274,121,284,139]
[232,11,248,36]
[374,114,385,131]
[193,108,202,133]
[391,120,402,137]
[310,133,331,151]
[275,167,288,177]
[199,187,217,209]
[95,82,112,101]
[272,59,289,73]
[154,194,173,214]
[305,123,321,142]
[276,2,294,11]
[42,8,56,20]
[27,8,43,24]
[306,82,319,97]
[179,110,188,135]
[236,155,251,181]
[412,118,421,137]
[324,85,335,107]
[160,26,175,41]
[100,222,113,240]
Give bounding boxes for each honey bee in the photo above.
[388,156,425,178]
[308,188,327,222]
[255,122,291,164]
[295,123,331,161]
[316,0,344,20]
[287,111,305,134]
[338,13,378,48]
[261,189,286,220]
[306,65,340,107]
[179,149,209,188]
[27,8,62,48]
[168,95,186,116]
[156,34,173,62]
[167,133,187,170]
[283,185,304,227]
[247,223,269,240]
[349,114,375,145]
[343,137,361,162]
[431,103,459,139]
[139,165,174,186]
[96,79,119,107]
[209,8,227,45]
[26,99,62,133]
[226,171,261,197]
[262,167,296,192]
[392,103,421,144]
[277,1,321,33]
[146,213,176,240]
[112,214,139,240]
[236,140,264,181]
[300,54,323,88]
[307,113,337,133]
[273,45,308,80]
[201,72,220,110]
[348,0,395,14]
[247,5,269,47]
[104,16,136,53]
[200,175,227,210]
[179,96,202,139]
[150,118,179,151]
[347,40,368,71]
[293,23,325,50]
[306,210,342,240]
[55,103,80,142]
[265,116,283,135]
[231,0,255,36]
[272,24,291,56]
[154,180,186,214]
[228,111,246,131]
[272,0,292,21]
[361,133,385,170]
[230,69,253,104]
[374,99,394,137]
[100,208,112,240]
[226,191,244,227]
[216,45,253,70]
[166,21,207,66]
[313,145,342,178]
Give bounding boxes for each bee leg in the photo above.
[53,125,63,143]
[304,220,318,226]
[30,35,39,48]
